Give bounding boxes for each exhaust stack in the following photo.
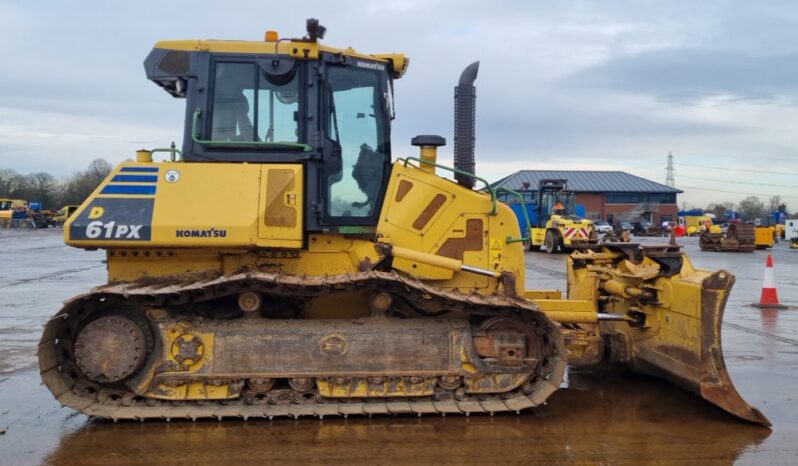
[453,61,479,189]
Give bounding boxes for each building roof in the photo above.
[491,170,682,194]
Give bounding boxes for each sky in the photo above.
[1,0,797,208]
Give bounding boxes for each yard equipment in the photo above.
[632,222,664,237]
[0,198,49,228]
[38,20,767,425]
[699,223,756,252]
[754,226,775,249]
[0,198,26,227]
[680,214,720,236]
[52,205,79,226]
[496,188,590,251]
[521,179,598,253]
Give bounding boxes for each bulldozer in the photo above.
[699,223,756,252]
[39,20,768,425]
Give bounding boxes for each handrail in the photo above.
[192,109,312,152]
[398,157,497,215]
[149,147,183,161]
[494,186,532,243]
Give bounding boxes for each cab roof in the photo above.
[152,38,409,79]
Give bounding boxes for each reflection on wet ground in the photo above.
[1,230,796,465]
[39,371,771,465]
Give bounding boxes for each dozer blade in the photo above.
[567,245,770,426]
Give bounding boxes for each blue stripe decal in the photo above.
[112,174,158,183]
[120,166,160,173]
[100,185,157,195]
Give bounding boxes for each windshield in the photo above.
[543,191,575,215]
[325,65,390,219]
[210,61,299,144]
[0,201,11,211]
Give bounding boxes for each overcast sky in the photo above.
[1,0,797,208]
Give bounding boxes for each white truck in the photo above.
[786,219,798,249]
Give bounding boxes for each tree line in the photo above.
[0,159,113,210]
[682,195,791,221]
[3,160,794,222]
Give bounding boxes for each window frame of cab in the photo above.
[318,54,393,228]
[184,53,310,163]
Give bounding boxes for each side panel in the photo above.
[377,162,525,292]
[258,166,303,247]
[66,162,303,249]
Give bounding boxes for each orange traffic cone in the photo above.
[753,255,788,309]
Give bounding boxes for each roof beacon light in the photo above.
[265,30,279,42]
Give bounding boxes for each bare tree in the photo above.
[26,173,57,209]
[61,159,113,206]
[85,159,113,186]
[706,201,736,219]
[768,195,783,213]
[0,169,32,199]
[738,196,766,221]
[1,159,113,208]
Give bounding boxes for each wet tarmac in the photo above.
[1,229,796,465]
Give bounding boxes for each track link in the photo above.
[39,270,566,421]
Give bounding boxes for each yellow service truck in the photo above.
[679,215,721,236]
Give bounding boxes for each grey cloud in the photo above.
[564,49,798,106]
[1,0,798,207]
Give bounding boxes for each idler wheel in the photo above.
[289,377,315,392]
[73,315,149,383]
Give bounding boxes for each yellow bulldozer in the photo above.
[38,20,767,425]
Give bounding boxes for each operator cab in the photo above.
[143,19,407,231]
[537,179,578,225]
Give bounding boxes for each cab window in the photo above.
[210,62,299,143]
[325,66,389,219]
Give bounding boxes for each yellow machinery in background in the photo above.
[52,205,79,226]
[700,223,756,252]
[0,198,29,228]
[37,20,768,425]
[754,226,775,249]
[681,215,721,236]
[525,179,598,253]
